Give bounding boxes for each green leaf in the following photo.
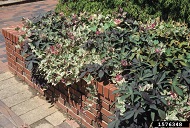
[112,89,120,94]
[103,23,110,30]
[128,86,134,103]
[158,109,166,119]
[143,73,153,79]
[153,65,157,75]
[173,84,183,96]
[108,119,119,128]
[151,112,155,121]
[78,72,86,79]
[150,104,158,110]
[123,110,135,120]
[158,72,166,83]
[98,70,104,78]
[160,98,167,105]
[89,25,97,32]
[27,62,33,70]
[120,94,131,100]
[184,77,190,84]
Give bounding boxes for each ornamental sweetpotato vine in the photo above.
[18,11,190,128]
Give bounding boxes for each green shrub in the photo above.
[56,0,190,24]
[19,11,190,127]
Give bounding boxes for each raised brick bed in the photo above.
[2,26,117,128]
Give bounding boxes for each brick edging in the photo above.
[2,25,117,128]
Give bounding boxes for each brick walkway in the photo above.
[0,1,81,128]
[0,72,80,128]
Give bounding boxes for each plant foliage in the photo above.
[19,11,190,128]
[56,0,190,24]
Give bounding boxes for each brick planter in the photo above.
[2,26,117,128]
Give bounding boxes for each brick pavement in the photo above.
[0,72,80,128]
[0,1,81,128]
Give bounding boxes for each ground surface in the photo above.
[0,72,80,128]
[0,0,28,6]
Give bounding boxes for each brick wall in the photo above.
[2,26,117,128]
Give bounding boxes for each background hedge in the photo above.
[56,0,190,24]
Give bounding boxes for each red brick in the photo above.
[11,63,17,70]
[55,89,60,97]
[68,98,73,106]
[90,107,99,116]
[8,61,12,67]
[2,28,6,37]
[70,100,81,110]
[8,66,17,75]
[56,101,68,112]
[25,73,32,81]
[102,101,110,110]
[17,67,23,74]
[13,35,19,43]
[5,41,10,48]
[24,68,31,75]
[102,114,112,123]
[60,93,68,100]
[49,86,55,92]
[82,101,85,108]
[84,99,100,110]
[10,31,19,42]
[81,119,94,128]
[68,109,81,121]
[100,108,113,117]
[92,120,101,128]
[109,86,117,101]
[9,44,15,51]
[6,46,13,54]
[11,54,17,61]
[85,111,96,121]
[7,52,11,58]
[58,96,66,105]
[7,56,15,65]
[15,52,23,61]
[103,84,113,99]
[8,39,13,45]
[99,120,108,128]
[78,79,87,94]
[76,103,82,110]
[100,95,112,105]
[7,31,11,39]
[15,48,21,54]
[16,72,25,81]
[25,78,35,88]
[97,82,103,95]
[35,86,44,95]
[47,89,53,95]
[84,115,93,125]
[71,106,79,115]
[65,119,80,128]
[110,106,115,114]
[9,32,14,41]
[19,60,25,67]
[16,62,23,70]
[69,87,81,98]
[92,102,100,110]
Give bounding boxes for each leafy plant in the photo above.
[56,0,190,25]
[19,10,190,128]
